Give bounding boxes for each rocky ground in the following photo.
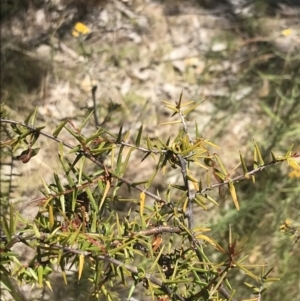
[2,0,299,196]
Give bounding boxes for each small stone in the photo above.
[211,42,227,52]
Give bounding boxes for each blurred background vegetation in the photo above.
[1,0,300,300]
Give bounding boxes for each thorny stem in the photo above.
[2,119,284,210]
[0,119,167,204]
[1,119,284,201]
[1,118,289,301]
[195,160,280,198]
[178,108,192,144]
[177,105,194,229]
[177,107,193,229]
[49,244,186,301]
[120,141,164,154]
[1,226,237,301]
[1,227,183,250]
[177,154,194,229]
[1,228,184,301]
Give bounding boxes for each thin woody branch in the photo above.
[0,119,169,206]
[1,227,183,249]
[0,118,287,205]
[177,154,194,229]
[39,243,186,301]
[195,160,281,197]
[0,117,289,301]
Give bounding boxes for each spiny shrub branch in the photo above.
[0,99,299,301]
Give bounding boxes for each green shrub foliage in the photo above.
[0,97,299,301]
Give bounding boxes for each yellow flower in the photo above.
[281,28,293,37]
[288,169,300,179]
[287,157,300,178]
[280,218,292,232]
[72,22,90,37]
